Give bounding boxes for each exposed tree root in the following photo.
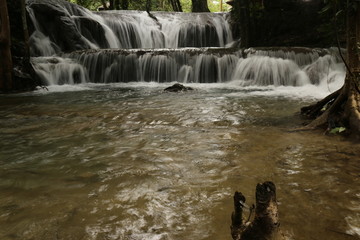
[301,88,341,119]
[344,79,360,134]
[300,75,360,136]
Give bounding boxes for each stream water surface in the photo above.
[0,83,359,240]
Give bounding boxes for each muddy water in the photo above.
[0,84,359,240]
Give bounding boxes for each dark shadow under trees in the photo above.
[301,0,360,137]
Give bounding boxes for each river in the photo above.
[2,0,359,238]
[0,83,359,240]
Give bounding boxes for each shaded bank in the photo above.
[228,0,337,48]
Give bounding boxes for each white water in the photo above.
[27,1,233,55]
[27,0,345,100]
[16,2,358,239]
[31,78,343,101]
[89,11,233,49]
[27,1,103,56]
[31,48,345,97]
[32,57,88,85]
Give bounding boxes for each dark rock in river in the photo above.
[164,83,193,92]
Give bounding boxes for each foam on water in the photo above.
[347,215,360,237]
[27,75,344,101]
[32,57,89,85]
[29,49,345,100]
[27,0,346,101]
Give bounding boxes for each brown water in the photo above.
[0,84,359,240]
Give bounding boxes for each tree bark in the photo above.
[175,0,182,12]
[346,1,360,72]
[0,0,13,91]
[343,0,360,133]
[146,0,151,11]
[109,0,114,10]
[168,0,182,12]
[239,0,250,48]
[192,0,210,12]
[20,0,29,58]
[6,0,41,91]
[228,0,251,47]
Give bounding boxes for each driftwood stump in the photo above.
[231,181,283,240]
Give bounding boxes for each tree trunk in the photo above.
[239,0,250,48]
[301,0,360,136]
[343,0,360,134]
[6,0,41,91]
[228,0,251,47]
[346,0,360,70]
[168,0,182,12]
[175,0,182,12]
[109,0,115,10]
[121,0,129,10]
[0,0,13,91]
[146,0,151,11]
[192,0,210,12]
[20,0,29,58]
[100,0,108,10]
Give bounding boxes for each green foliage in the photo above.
[67,0,102,10]
[129,0,173,11]
[181,0,231,12]
[329,126,346,134]
[66,0,231,12]
[207,0,231,12]
[181,0,192,12]
[316,0,347,46]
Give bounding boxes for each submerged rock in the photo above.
[164,83,193,92]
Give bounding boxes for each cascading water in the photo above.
[3,2,358,240]
[97,10,233,49]
[27,0,345,92]
[27,0,233,54]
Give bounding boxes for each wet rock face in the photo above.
[27,0,101,53]
[164,83,194,92]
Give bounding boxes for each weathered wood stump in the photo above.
[231,181,284,240]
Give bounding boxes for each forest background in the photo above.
[69,0,231,12]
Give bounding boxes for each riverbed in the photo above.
[0,83,359,240]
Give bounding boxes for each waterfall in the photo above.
[231,56,310,86]
[31,57,88,85]
[63,49,242,84]
[39,48,340,88]
[27,0,233,54]
[27,0,345,90]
